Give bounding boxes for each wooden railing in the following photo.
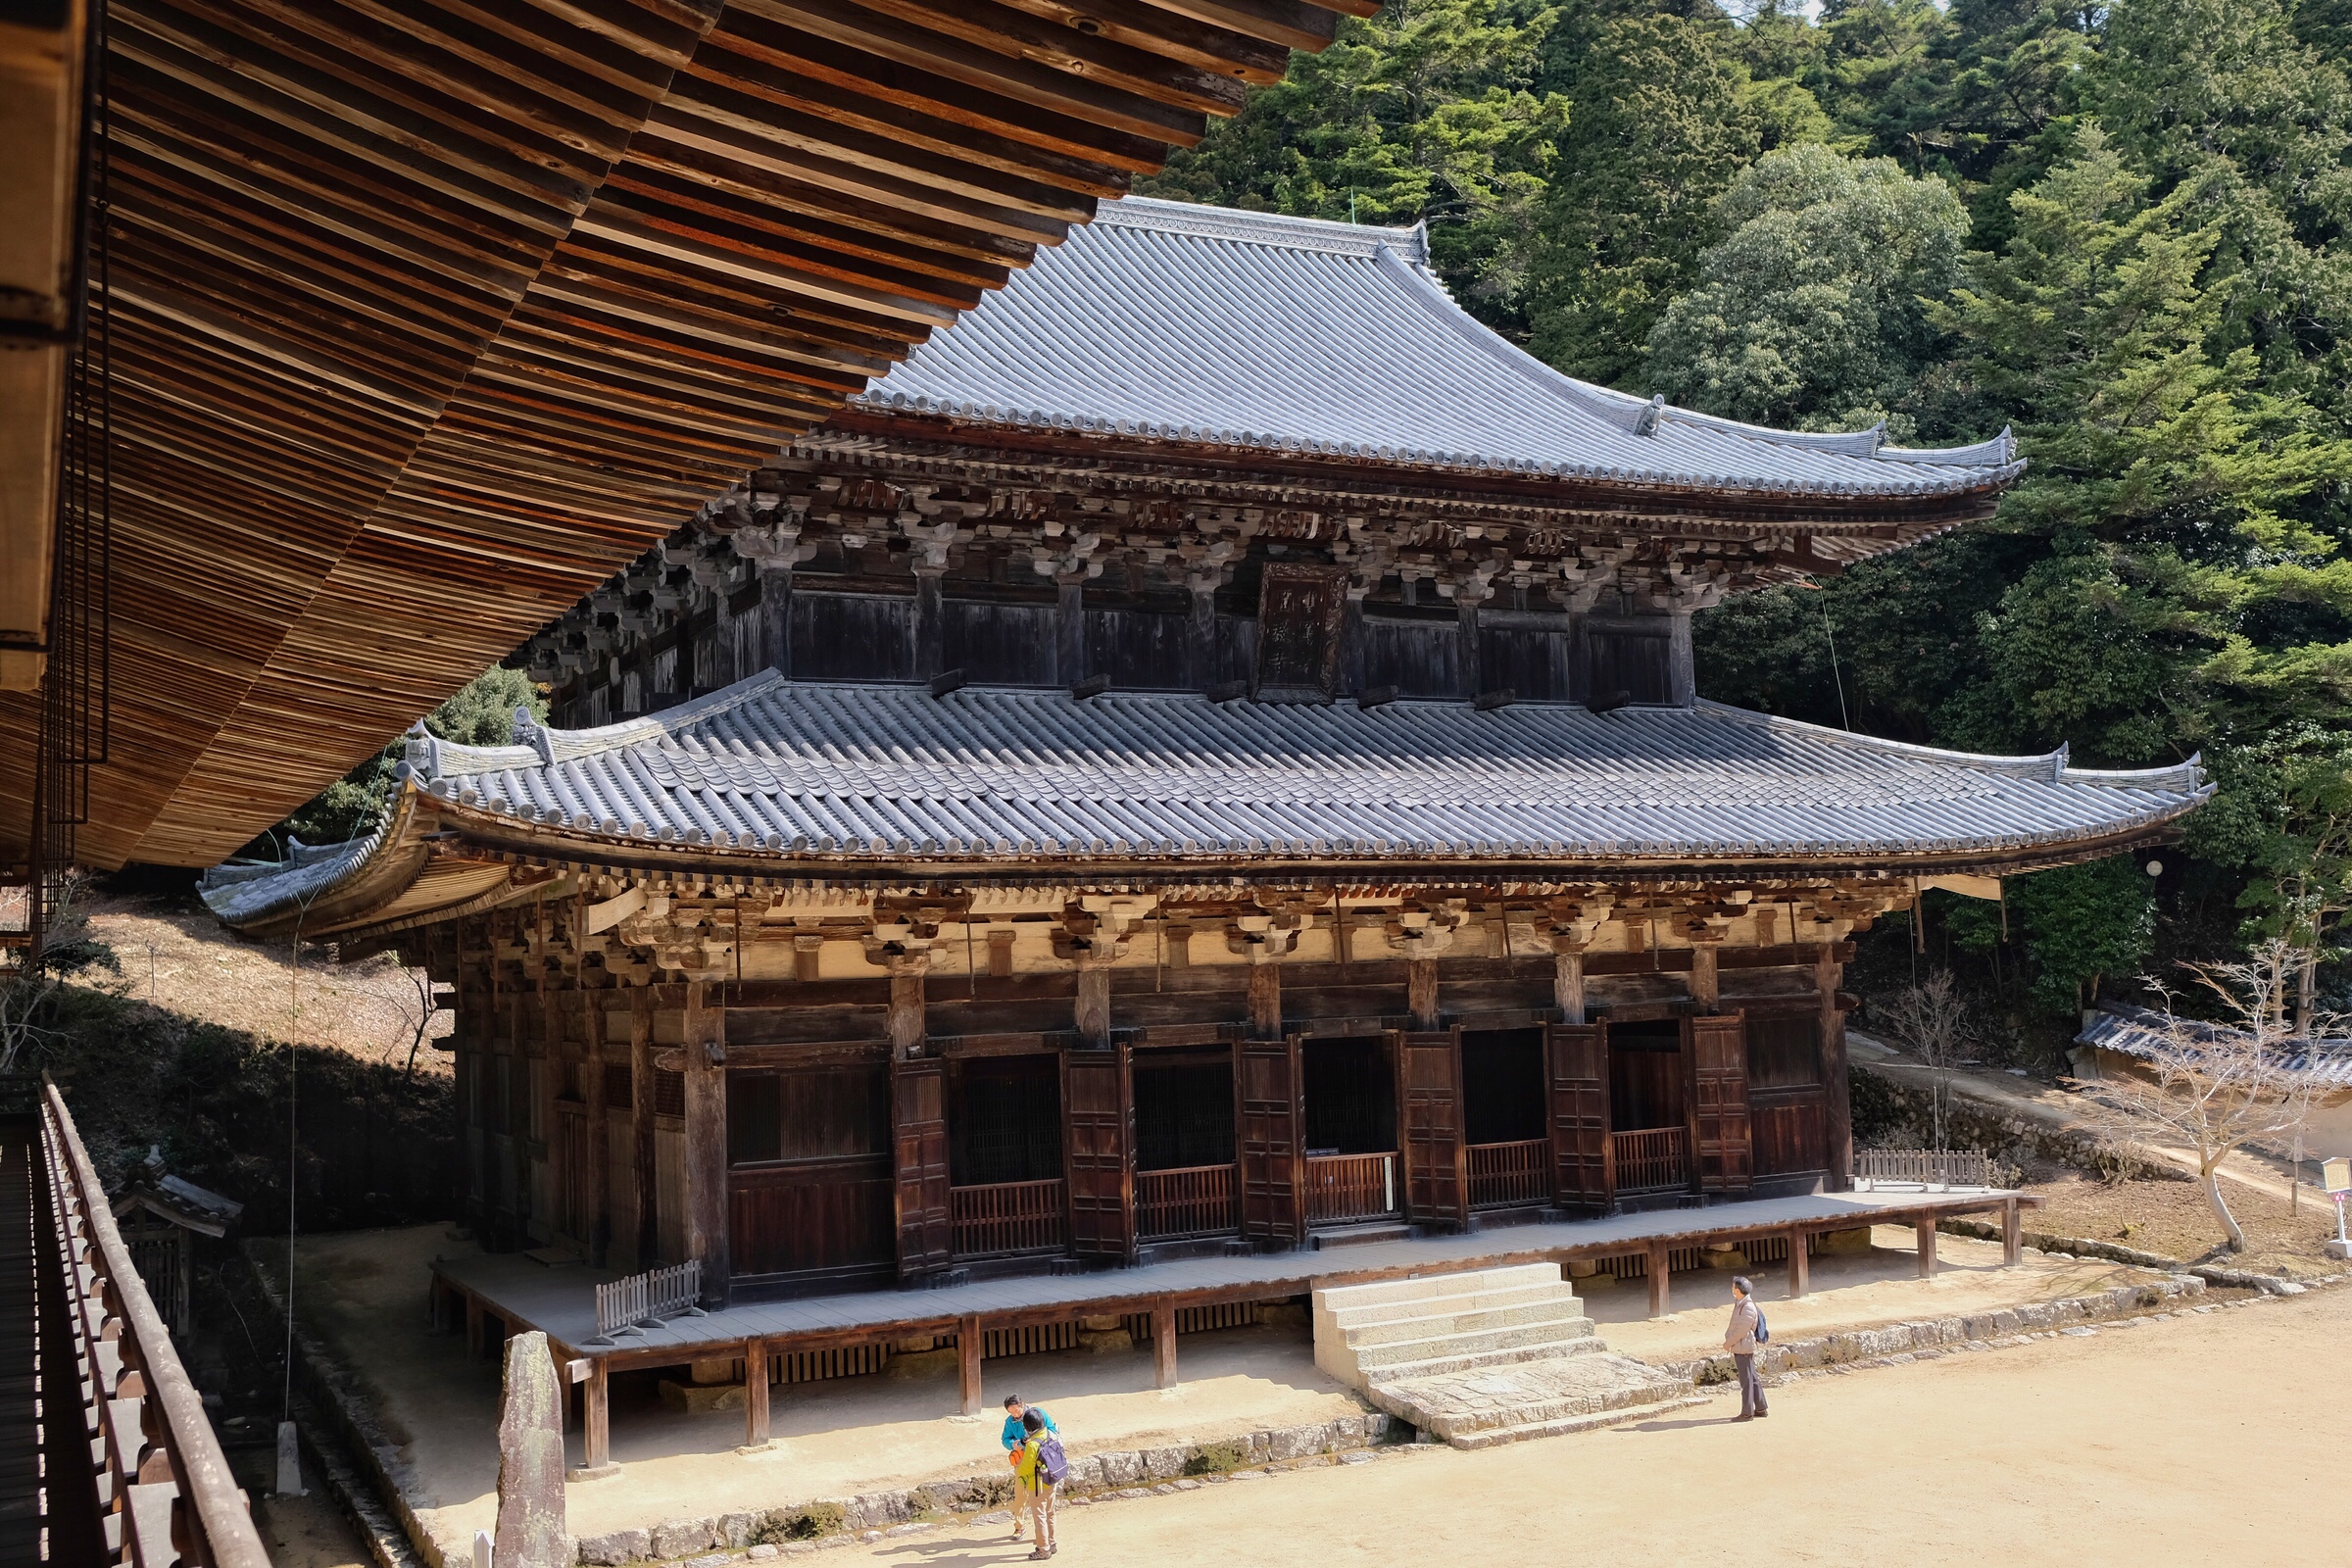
[1467,1139,1551,1209]
[952,1178,1069,1257]
[1611,1127,1690,1194]
[1854,1148,1994,1191]
[1136,1163,1239,1240]
[593,1258,704,1342]
[40,1081,271,1568]
[1304,1152,1397,1225]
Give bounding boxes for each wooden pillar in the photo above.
[630,987,657,1267]
[957,1315,983,1416]
[1646,1242,1671,1318]
[1914,1213,1937,1279]
[1056,574,1086,688]
[583,991,610,1265]
[580,1359,612,1475]
[1187,576,1219,691]
[2001,1198,2022,1266]
[759,565,794,676]
[1666,611,1696,708]
[465,1294,485,1359]
[1690,941,1720,1011]
[1786,1229,1809,1299]
[1817,943,1853,1190]
[913,563,947,679]
[1075,958,1112,1049]
[887,952,931,1058]
[552,1341,574,1430]
[1342,587,1367,694]
[1152,1298,1177,1390]
[743,1337,770,1449]
[1247,956,1282,1041]
[1455,597,1481,699]
[682,979,730,1307]
[1552,944,1586,1025]
[1406,958,1439,1031]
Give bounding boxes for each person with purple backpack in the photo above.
[1013,1405,1067,1558]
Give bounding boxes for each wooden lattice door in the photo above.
[1063,1046,1135,1262]
[1396,1030,1467,1230]
[1544,1021,1611,1210]
[1689,1012,1754,1195]
[891,1055,953,1279]
[1237,1036,1304,1247]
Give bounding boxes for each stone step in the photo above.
[1314,1263,1561,1310]
[1351,1314,1598,1370]
[1367,1351,1700,1447]
[1355,1330,1610,1382]
[1321,1281,1574,1332]
[1340,1298,1592,1349]
[1445,1393,1715,1449]
[1308,1222,1415,1250]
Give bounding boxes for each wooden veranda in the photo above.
[428,1186,2038,1478]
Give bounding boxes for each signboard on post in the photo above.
[2323,1155,2350,1196]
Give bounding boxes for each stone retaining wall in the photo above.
[1854,1064,2185,1181]
[1936,1217,2320,1295]
[1652,1273,2209,1387]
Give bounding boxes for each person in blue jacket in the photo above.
[1001,1395,1057,1542]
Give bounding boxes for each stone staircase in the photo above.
[1313,1264,1706,1448]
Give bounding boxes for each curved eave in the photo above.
[814,408,2020,524]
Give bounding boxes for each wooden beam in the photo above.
[1247,957,1281,1041]
[957,1314,984,1415]
[743,1337,771,1449]
[1785,1228,1808,1300]
[1406,958,1437,1031]
[1646,1242,1671,1320]
[1914,1213,1937,1279]
[1152,1297,1177,1390]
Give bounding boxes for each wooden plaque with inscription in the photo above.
[1251,563,1348,702]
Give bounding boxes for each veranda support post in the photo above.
[1646,1241,1671,1318]
[744,1337,771,1450]
[957,1315,983,1415]
[1152,1298,1177,1390]
[1915,1213,1938,1278]
[2001,1197,2022,1266]
[1786,1228,1809,1299]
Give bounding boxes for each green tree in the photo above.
[269,666,547,850]
[1645,141,1969,429]
[1139,0,1569,325]
[1523,1,1820,383]
[2007,856,2159,1014]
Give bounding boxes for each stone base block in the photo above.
[1075,1330,1133,1354]
[887,1348,959,1380]
[1816,1226,1875,1256]
[659,1378,744,1413]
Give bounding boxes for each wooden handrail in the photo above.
[1135,1162,1238,1240]
[1466,1139,1550,1209]
[1303,1152,1396,1224]
[1610,1127,1690,1194]
[951,1178,1068,1257]
[41,1079,270,1568]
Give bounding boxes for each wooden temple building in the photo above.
[206,199,2207,1312]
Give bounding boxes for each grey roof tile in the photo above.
[844,197,2022,500]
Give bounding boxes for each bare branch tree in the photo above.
[2076,943,2326,1254]
[1880,968,1972,1153]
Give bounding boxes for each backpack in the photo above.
[1753,1305,1769,1345]
[1037,1435,1070,1486]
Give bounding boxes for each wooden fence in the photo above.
[1854,1149,1995,1190]
[594,1259,703,1341]
[1304,1152,1397,1224]
[1136,1163,1239,1241]
[1611,1127,1690,1194]
[1467,1139,1551,1209]
[951,1179,1068,1257]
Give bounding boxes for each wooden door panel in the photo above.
[1689,1013,1753,1194]
[891,1056,953,1279]
[1063,1047,1134,1262]
[1749,1094,1827,1178]
[1396,1030,1467,1230]
[1544,1022,1611,1209]
[730,1157,895,1277]
[1237,1037,1303,1247]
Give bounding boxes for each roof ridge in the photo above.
[1095,194,1426,263]
[1689,700,2205,792]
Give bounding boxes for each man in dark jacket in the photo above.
[1724,1276,1769,1421]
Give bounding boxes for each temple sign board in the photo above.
[1253,564,1348,702]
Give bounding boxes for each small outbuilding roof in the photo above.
[852,196,2022,501]
[203,673,2205,936]
[2077,1004,2352,1090]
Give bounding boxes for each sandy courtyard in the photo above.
[827,1286,2352,1567]
[274,1218,2178,1558]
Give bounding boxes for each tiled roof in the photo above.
[423,674,2198,860]
[849,196,2022,500]
[2077,1004,2352,1090]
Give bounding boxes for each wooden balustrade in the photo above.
[1303,1152,1398,1224]
[41,1080,270,1568]
[1466,1139,1551,1209]
[1136,1163,1239,1240]
[1611,1127,1690,1194]
[951,1179,1069,1257]
[1853,1148,1993,1190]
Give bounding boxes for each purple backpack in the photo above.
[1036,1435,1069,1486]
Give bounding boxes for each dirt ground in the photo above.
[832,1287,2352,1567]
[276,1220,2184,1559]
[80,891,450,1070]
[2019,1168,2346,1276]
